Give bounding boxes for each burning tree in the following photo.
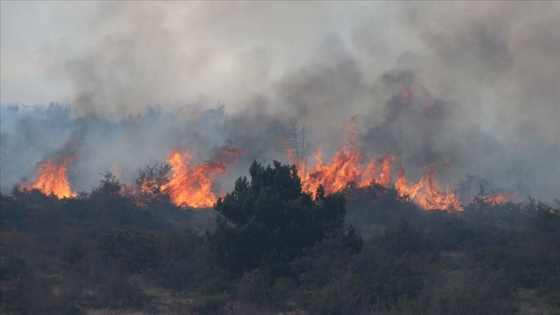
[135,162,172,205]
[135,147,243,209]
[21,154,78,199]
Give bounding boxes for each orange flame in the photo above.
[156,148,243,208]
[290,118,396,198]
[24,154,78,199]
[140,178,159,198]
[288,119,463,211]
[488,194,507,204]
[395,167,463,211]
[486,192,516,205]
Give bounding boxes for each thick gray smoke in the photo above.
[1,2,559,201]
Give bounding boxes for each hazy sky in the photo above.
[2,2,558,120]
[2,2,559,139]
[1,1,412,109]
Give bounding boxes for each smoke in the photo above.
[1,2,559,201]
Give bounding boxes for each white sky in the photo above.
[1,1,558,138]
[1,1,96,103]
[1,1,412,108]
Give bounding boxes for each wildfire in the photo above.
[293,148,396,198]
[23,154,78,199]
[395,167,463,211]
[488,194,507,204]
[289,119,463,211]
[13,116,473,211]
[154,148,242,208]
[486,192,516,205]
[290,118,395,197]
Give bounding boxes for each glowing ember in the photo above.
[486,192,516,205]
[488,194,507,204]
[157,148,242,208]
[23,154,78,199]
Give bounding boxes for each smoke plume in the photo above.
[1,2,559,201]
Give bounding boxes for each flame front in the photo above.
[395,167,463,211]
[289,120,463,211]
[24,154,77,199]
[291,118,396,197]
[156,148,242,208]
